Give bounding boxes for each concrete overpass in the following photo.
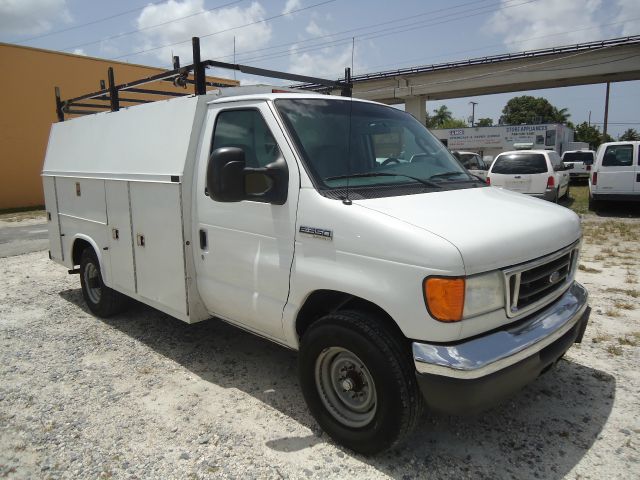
[301,36,640,121]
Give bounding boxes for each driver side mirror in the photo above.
[206,147,289,205]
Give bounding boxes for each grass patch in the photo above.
[604,287,639,298]
[605,308,621,317]
[606,345,623,356]
[578,264,602,273]
[592,333,612,344]
[614,300,635,310]
[618,334,640,347]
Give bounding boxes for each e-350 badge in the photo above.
[299,226,333,240]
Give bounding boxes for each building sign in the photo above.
[433,124,570,153]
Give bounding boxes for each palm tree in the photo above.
[619,128,640,141]
[552,107,571,124]
[426,105,454,128]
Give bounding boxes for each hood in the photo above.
[354,187,581,275]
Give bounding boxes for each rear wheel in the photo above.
[298,310,423,454]
[80,248,129,317]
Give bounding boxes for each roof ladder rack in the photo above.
[54,37,353,121]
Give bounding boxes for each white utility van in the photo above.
[42,44,590,454]
[589,141,640,209]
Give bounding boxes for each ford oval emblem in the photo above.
[549,271,561,284]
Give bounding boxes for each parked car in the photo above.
[452,151,489,180]
[487,150,571,202]
[42,49,590,454]
[589,141,640,209]
[561,150,595,181]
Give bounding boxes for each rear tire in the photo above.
[80,248,129,317]
[298,310,423,454]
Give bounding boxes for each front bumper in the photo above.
[412,281,589,414]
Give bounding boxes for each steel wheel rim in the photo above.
[84,262,102,304]
[314,346,377,428]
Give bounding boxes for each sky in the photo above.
[1,0,639,137]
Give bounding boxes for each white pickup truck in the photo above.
[561,150,596,181]
[42,50,590,454]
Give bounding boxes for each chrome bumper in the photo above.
[413,281,589,380]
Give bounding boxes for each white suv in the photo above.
[487,150,570,202]
[589,141,640,209]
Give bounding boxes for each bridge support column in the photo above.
[405,96,426,125]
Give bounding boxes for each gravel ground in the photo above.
[1,217,639,479]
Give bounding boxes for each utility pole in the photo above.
[603,82,610,139]
[469,101,478,127]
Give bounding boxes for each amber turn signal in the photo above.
[424,277,465,322]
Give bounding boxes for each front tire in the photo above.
[80,248,129,317]
[298,310,423,454]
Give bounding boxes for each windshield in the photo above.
[492,153,548,174]
[275,99,475,194]
[562,151,594,165]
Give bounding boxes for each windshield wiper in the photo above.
[429,171,472,181]
[325,172,441,188]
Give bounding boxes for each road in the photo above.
[0,221,49,258]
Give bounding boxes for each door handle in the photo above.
[136,234,145,247]
[199,229,208,250]
[112,228,119,240]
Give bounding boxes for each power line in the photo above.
[17,1,156,43]
[63,0,245,52]
[235,0,540,66]
[113,0,339,60]
[208,0,496,62]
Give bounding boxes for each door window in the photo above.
[212,110,281,168]
[602,144,633,167]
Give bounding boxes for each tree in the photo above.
[574,122,612,149]
[619,128,640,141]
[500,95,570,125]
[439,118,469,128]
[426,105,453,128]
[552,107,571,124]
[476,117,493,127]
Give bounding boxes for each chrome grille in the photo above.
[504,242,580,318]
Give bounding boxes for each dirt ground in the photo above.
[0,215,638,479]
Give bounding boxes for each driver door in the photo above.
[194,102,300,341]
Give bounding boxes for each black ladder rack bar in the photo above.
[202,59,347,89]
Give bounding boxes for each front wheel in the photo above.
[80,248,129,317]
[298,310,423,454]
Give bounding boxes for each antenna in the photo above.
[343,67,353,206]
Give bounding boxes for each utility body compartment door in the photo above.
[194,101,300,341]
[43,176,63,261]
[105,180,135,293]
[130,182,187,316]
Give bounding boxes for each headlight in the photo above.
[463,271,505,318]
[424,271,505,322]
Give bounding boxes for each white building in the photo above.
[431,124,574,159]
